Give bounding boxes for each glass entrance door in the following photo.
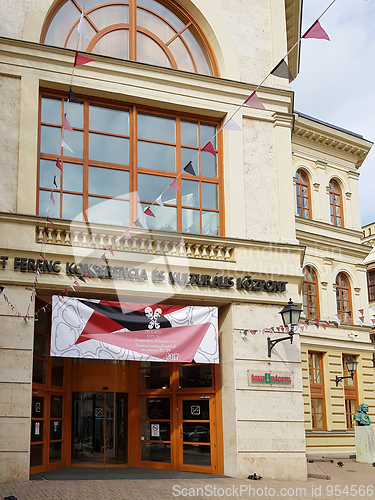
[71,392,128,466]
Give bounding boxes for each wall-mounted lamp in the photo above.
[335,356,358,386]
[267,299,302,357]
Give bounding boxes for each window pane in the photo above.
[140,421,170,441]
[88,197,129,226]
[62,194,83,221]
[169,37,195,72]
[88,5,129,30]
[89,166,129,197]
[30,444,44,467]
[138,114,175,143]
[140,366,170,390]
[302,197,309,208]
[138,142,175,172]
[202,211,219,236]
[138,174,176,204]
[63,130,83,159]
[182,208,199,234]
[40,159,58,189]
[39,191,60,218]
[201,182,218,210]
[49,442,62,463]
[34,332,48,357]
[93,29,129,59]
[63,163,83,192]
[181,148,198,174]
[66,24,93,52]
[33,358,47,384]
[201,153,217,178]
[182,26,213,75]
[64,101,83,129]
[182,180,199,207]
[89,133,129,165]
[137,0,185,31]
[89,106,129,135]
[141,442,171,462]
[179,364,212,388]
[139,203,177,232]
[200,124,216,149]
[137,32,172,68]
[181,121,198,147]
[41,98,61,125]
[303,209,309,218]
[44,0,80,47]
[301,185,308,196]
[137,8,174,43]
[140,397,170,419]
[41,126,61,155]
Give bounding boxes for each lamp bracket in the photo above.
[267,331,294,357]
[335,372,354,387]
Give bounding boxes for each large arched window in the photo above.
[302,266,319,319]
[41,0,216,76]
[329,179,343,227]
[296,169,311,219]
[336,273,352,321]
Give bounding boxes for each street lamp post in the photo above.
[267,299,302,357]
[335,356,358,386]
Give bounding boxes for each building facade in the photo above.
[0,0,373,484]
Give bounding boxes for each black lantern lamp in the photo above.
[335,356,358,386]
[267,299,302,357]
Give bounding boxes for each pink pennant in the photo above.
[50,191,55,204]
[359,309,364,315]
[94,260,103,268]
[144,207,155,217]
[56,159,62,171]
[108,246,114,256]
[63,113,74,133]
[302,20,330,41]
[74,51,95,67]
[202,141,216,157]
[169,179,181,192]
[371,318,375,324]
[124,229,132,240]
[244,91,266,110]
[74,280,81,288]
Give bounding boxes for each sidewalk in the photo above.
[1,460,374,500]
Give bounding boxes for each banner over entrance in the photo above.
[51,297,219,363]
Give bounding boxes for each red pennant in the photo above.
[359,309,364,315]
[322,324,327,330]
[169,179,181,192]
[74,51,95,67]
[244,91,265,110]
[84,272,91,279]
[302,20,330,41]
[40,253,46,260]
[63,113,74,133]
[108,246,114,256]
[47,217,54,225]
[74,280,80,288]
[50,191,55,205]
[202,141,216,157]
[56,159,62,171]
[144,207,155,217]
[64,289,69,296]
[370,318,375,325]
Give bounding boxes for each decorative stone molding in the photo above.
[321,281,328,290]
[354,287,361,295]
[345,192,352,201]
[316,160,327,170]
[313,182,320,192]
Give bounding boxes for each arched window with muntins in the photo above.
[296,169,311,219]
[302,266,319,319]
[329,179,343,227]
[336,273,352,321]
[41,0,216,76]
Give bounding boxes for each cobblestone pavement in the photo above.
[1,460,375,500]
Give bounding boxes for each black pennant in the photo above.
[78,276,86,283]
[69,87,81,104]
[44,227,48,237]
[184,161,196,176]
[271,59,293,81]
[133,218,143,228]
[53,176,58,188]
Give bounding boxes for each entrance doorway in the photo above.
[71,392,128,466]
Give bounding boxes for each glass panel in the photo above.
[137,32,172,68]
[139,203,177,232]
[88,5,129,30]
[62,130,83,159]
[140,421,170,441]
[138,141,176,171]
[181,148,198,174]
[33,332,48,357]
[107,393,128,464]
[41,125,61,155]
[335,206,341,217]
[93,30,129,60]
[302,197,309,208]
[137,8,175,43]
[183,443,211,465]
[62,194,83,221]
[138,174,176,204]
[30,444,44,467]
[182,400,209,421]
[312,355,320,370]
[89,106,129,135]
[51,363,64,386]
[138,114,175,143]
[51,395,63,418]
[301,185,308,196]
[201,182,218,210]
[308,295,316,307]
[179,364,212,388]
[182,26,213,75]
[50,419,62,440]
[66,24,94,52]
[200,124,216,149]
[202,211,219,236]
[141,441,171,462]
[89,133,129,165]
[87,197,129,226]
[183,422,210,443]
[140,366,170,390]
[64,101,83,129]
[181,121,198,147]
[44,0,80,47]
[169,37,195,72]
[182,208,199,234]
[39,159,57,189]
[31,420,44,442]
[33,358,47,384]
[313,369,321,384]
[137,0,186,31]
[316,413,324,429]
[140,398,170,420]
[89,167,129,197]
[49,442,62,463]
[201,153,217,178]
[32,396,45,418]
[41,98,61,125]
[303,208,309,218]
[182,179,199,207]
[63,163,83,192]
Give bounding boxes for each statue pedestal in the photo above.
[355,426,375,463]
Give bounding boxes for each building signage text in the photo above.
[250,372,292,384]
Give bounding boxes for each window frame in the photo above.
[367,269,375,303]
[308,352,326,430]
[37,90,224,236]
[302,266,320,320]
[296,169,311,219]
[329,178,344,227]
[335,272,352,322]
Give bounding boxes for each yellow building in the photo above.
[0,0,374,484]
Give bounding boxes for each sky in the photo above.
[290,0,375,226]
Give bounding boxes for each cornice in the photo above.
[293,114,372,169]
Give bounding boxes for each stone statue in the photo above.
[354,404,372,426]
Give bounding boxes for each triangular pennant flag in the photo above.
[371,306,375,312]
[244,91,266,110]
[63,113,74,133]
[50,191,55,205]
[56,159,62,171]
[74,51,95,67]
[89,265,97,274]
[359,309,364,315]
[371,318,375,325]
[108,245,114,256]
[169,179,181,192]
[202,141,216,157]
[222,118,241,131]
[94,260,103,268]
[53,176,58,188]
[183,161,196,176]
[124,228,132,239]
[115,237,121,248]
[47,217,54,225]
[156,195,164,207]
[322,323,327,330]
[78,276,86,283]
[74,280,80,288]
[70,284,76,292]
[61,138,74,153]
[84,272,91,279]
[78,11,91,41]
[302,20,330,41]
[68,87,80,104]
[64,288,69,296]
[358,319,363,327]
[133,218,143,228]
[359,316,365,322]
[144,207,155,217]
[43,227,48,237]
[40,252,47,260]
[271,59,293,80]
[101,254,107,263]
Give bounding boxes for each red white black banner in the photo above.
[51,297,219,363]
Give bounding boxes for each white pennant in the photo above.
[156,194,164,207]
[61,138,74,153]
[222,118,241,131]
[78,11,91,41]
